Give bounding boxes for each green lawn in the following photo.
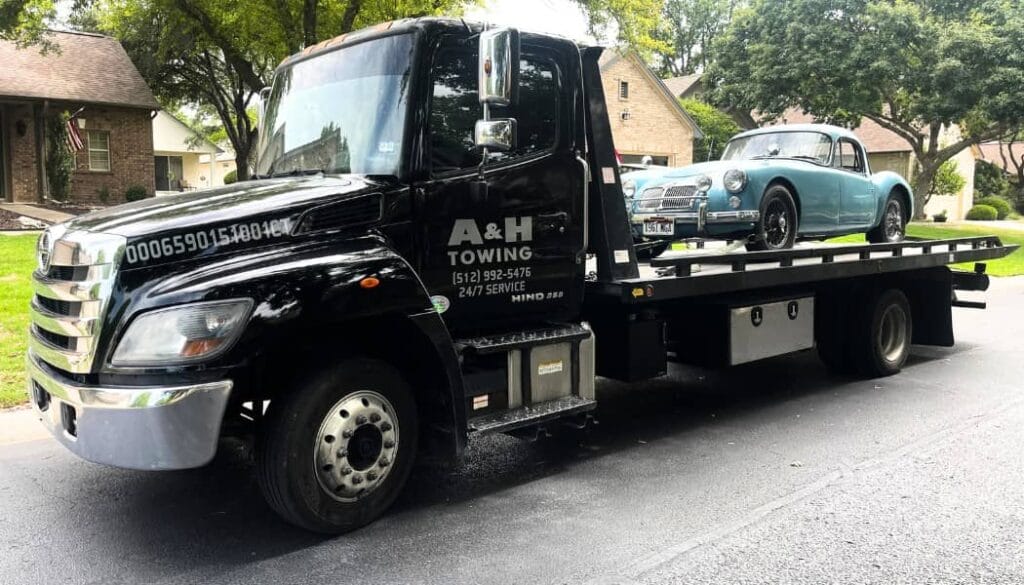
[828,223,1024,276]
[0,234,37,408]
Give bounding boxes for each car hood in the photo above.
[63,175,385,239]
[651,160,776,181]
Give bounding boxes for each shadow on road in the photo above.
[66,345,956,569]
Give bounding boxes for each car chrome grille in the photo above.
[636,184,705,212]
[29,228,125,374]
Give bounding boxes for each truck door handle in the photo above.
[537,211,569,232]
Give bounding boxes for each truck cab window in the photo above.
[430,48,559,174]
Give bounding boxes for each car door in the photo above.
[414,39,586,336]
[835,138,876,227]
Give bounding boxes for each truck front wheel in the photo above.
[257,358,418,533]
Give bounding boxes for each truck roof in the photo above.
[277,17,589,71]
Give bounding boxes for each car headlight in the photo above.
[695,174,712,192]
[111,299,252,366]
[622,179,636,198]
[723,169,747,193]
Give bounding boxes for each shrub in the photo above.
[124,185,148,202]
[223,169,238,185]
[973,196,1012,220]
[965,204,998,221]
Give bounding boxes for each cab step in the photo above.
[455,323,591,355]
[468,395,597,435]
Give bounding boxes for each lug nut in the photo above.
[356,414,367,425]
[337,450,347,458]
[342,430,353,439]
[341,467,353,475]
[351,474,363,485]
[380,422,392,432]
[367,472,378,481]
[379,457,389,467]
[384,440,395,449]
[370,413,381,423]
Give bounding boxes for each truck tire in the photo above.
[866,192,906,243]
[746,185,798,251]
[850,288,913,377]
[256,358,418,533]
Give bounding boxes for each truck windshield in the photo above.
[721,131,832,165]
[257,34,414,178]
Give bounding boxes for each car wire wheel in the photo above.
[883,199,904,241]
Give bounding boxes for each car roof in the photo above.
[731,123,859,143]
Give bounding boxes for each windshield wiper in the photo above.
[788,155,823,162]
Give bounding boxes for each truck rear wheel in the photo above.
[256,358,418,533]
[851,288,913,377]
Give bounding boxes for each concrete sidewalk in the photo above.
[0,407,47,445]
[0,203,73,224]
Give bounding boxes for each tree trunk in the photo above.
[911,161,938,219]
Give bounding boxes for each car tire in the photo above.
[746,184,798,251]
[257,358,418,533]
[867,192,907,243]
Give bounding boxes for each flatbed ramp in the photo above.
[587,236,1017,303]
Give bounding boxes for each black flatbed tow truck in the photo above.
[26,18,1016,533]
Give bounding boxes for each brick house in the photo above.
[0,30,158,205]
[599,50,702,167]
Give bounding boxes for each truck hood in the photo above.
[64,175,384,238]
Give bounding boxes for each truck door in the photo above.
[416,40,586,335]
[835,138,876,227]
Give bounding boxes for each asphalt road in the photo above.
[2,278,1023,585]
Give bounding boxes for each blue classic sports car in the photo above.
[626,124,913,251]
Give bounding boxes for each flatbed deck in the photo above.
[587,236,1017,304]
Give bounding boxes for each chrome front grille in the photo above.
[636,184,705,212]
[29,228,125,374]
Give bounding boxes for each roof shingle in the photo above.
[0,30,159,109]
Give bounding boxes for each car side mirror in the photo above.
[474,119,516,152]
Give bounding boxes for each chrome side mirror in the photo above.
[474,119,516,152]
[478,28,520,106]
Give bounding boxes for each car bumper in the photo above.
[27,351,232,470]
[633,208,760,236]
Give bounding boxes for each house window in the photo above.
[619,80,629,100]
[87,131,110,171]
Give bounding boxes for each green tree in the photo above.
[928,160,966,198]
[679,98,738,161]
[1,0,53,46]
[654,0,742,76]
[710,0,1024,217]
[974,159,1011,200]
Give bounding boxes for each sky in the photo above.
[464,0,603,43]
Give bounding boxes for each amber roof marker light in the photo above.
[360,276,381,289]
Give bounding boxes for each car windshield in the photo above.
[256,34,414,178]
[721,131,833,164]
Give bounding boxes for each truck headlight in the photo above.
[723,169,747,193]
[622,178,636,198]
[111,299,252,366]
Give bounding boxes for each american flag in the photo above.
[65,118,84,152]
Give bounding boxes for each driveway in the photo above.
[2,278,1023,584]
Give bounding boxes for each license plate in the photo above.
[642,219,674,236]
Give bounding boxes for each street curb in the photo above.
[0,407,48,446]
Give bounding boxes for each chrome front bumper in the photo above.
[27,351,233,470]
[634,209,761,224]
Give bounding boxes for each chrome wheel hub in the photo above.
[878,304,908,363]
[313,390,399,502]
[884,201,903,241]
